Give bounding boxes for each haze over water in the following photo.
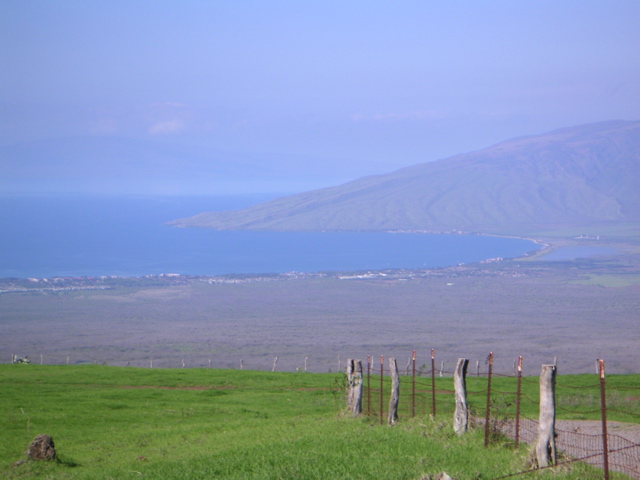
[0,195,539,279]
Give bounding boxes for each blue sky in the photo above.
[1,1,639,189]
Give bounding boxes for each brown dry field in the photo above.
[1,253,639,375]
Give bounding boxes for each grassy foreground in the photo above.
[0,365,634,479]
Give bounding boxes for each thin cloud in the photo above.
[146,102,190,135]
[351,110,445,122]
[148,119,185,135]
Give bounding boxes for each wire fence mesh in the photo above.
[361,352,640,479]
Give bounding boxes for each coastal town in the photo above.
[0,258,598,294]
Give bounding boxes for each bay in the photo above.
[0,195,540,279]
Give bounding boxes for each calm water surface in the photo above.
[0,195,540,278]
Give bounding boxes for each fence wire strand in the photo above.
[361,351,640,479]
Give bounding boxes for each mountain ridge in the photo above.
[171,120,640,236]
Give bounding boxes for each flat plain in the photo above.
[2,243,639,376]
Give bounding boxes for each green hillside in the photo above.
[2,365,635,479]
[171,120,640,237]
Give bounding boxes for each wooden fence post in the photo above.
[453,358,470,435]
[537,364,557,468]
[354,359,363,415]
[388,357,400,425]
[346,359,363,416]
[346,359,354,410]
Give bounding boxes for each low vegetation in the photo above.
[2,365,636,479]
[170,121,640,235]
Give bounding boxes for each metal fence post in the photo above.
[484,352,494,447]
[599,359,610,480]
[380,355,384,425]
[431,349,437,417]
[515,355,523,449]
[412,350,416,418]
[367,355,371,416]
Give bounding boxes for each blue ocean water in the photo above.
[0,195,540,278]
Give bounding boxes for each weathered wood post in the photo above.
[388,357,400,425]
[537,364,557,468]
[346,359,363,415]
[346,359,354,410]
[453,358,470,435]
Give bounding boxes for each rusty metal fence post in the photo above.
[380,355,384,425]
[599,358,610,480]
[431,349,437,417]
[484,351,494,447]
[366,355,371,416]
[515,355,523,449]
[412,350,416,417]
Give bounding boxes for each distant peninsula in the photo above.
[170,120,640,238]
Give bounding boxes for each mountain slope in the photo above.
[172,120,640,234]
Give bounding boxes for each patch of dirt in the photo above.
[556,419,640,445]
[498,419,640,479]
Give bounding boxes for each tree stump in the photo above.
[29,434,56,461]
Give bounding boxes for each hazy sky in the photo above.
[2,1,639,174]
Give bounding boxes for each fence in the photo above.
[357,351,640,479]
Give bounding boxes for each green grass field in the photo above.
[1,365,637,479]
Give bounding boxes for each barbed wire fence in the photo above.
[8,350,640,477]
[360,351,640,479]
